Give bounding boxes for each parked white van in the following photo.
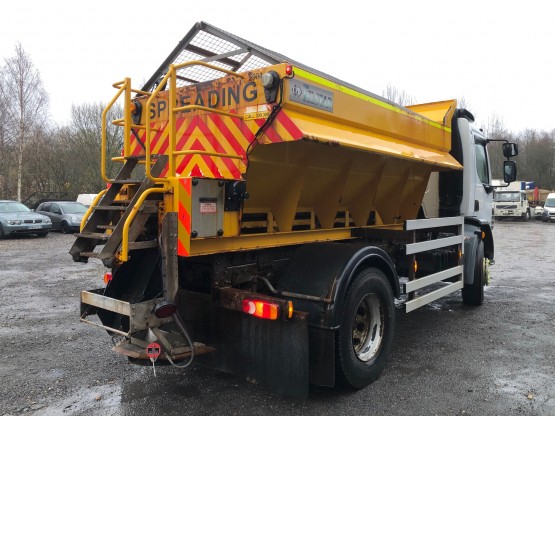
[541,193,555,222]
[76,194,98,207]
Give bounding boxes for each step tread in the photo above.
[92,205,128,211]
[75,232,110,240]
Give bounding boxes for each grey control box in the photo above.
[191,179,224,238]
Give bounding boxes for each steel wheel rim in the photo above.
[351,293,384,362]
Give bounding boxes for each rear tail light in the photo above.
[242,299,279,320]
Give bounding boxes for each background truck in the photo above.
[70,22,517,396]
[526,186,551,218]
[493,180,531,220]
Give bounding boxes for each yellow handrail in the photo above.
[145,61,245,181]
[101,78,133,183]
[80,189,108,232]
[119,186,173,262]
[102,62,247,184]
[98,62,249,255]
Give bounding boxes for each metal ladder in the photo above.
[69,155,168,268]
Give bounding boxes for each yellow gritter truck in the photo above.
[70,22,518,396]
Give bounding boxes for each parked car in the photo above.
[531,205,544,219]
[0,201,51,238]
[35,201,88,233]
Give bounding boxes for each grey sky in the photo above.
[1,0,551,134]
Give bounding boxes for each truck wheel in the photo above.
[336,268,395,389]
[462,242,485,306]
[61,221,70,234]
[522,210,530,221]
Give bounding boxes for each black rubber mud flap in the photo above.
[177,291,310,398]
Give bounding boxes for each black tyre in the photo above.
[336,268,395,389]
[522,210,530,221]
[61,221,70,234]
[0,224,4,239]
[462,241,485,306]
[36,231,48,237]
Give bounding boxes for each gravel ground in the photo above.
[0,219,553,415]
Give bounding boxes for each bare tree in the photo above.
[0,81,10,198]
[457,96,473,113]
[481,114,513,180]
[1,43,49,201]
[46,126,77,194]
[382,83,416,106]
[514,129,555,188]
[68,102,124,191]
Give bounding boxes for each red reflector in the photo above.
[154,300,177,318]
[242,299,279,320]
[103,271,112,284]
[285,64,293,75]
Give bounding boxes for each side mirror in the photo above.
[504,160,517,183]
[502,142,518,158]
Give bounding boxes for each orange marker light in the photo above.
[242,299,279,320]
[287,301,294,319]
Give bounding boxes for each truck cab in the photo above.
[493,180,531,221]
[424,116,494,222]
[423,112,496,267]
[463,121,494,224]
